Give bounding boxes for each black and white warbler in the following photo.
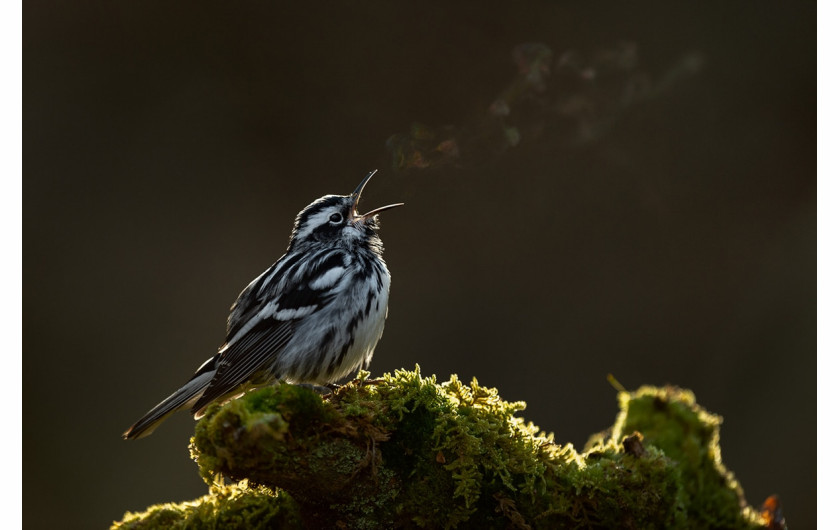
[123,170,402,439]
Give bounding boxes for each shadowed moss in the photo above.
[114,366,772,529]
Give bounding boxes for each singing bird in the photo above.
[123,170,402,439]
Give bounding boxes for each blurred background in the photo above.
[25,2,814,528]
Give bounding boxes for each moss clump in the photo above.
[114,366,772,529]
[112,481,301,529]
[615,386,751,528]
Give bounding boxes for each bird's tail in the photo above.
[122,357,218,440]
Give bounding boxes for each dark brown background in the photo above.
[26,2,814,528]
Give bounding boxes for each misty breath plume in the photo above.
[386,42,704,171]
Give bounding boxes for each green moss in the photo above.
[115,367,770,529]
[611,386,756,528]
[112,481,301,530]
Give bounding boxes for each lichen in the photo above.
[113,366,773,529]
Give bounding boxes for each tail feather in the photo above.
[122,373,212,440]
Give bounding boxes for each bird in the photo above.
[123,170,402,439]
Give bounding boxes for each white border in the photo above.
[818,1,834,527]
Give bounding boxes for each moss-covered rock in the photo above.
[113,367,774,529]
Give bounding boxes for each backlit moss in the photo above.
[114,366,770,529]
[112,481,300,530]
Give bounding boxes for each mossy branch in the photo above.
[114,366,781,529]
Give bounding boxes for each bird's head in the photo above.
[288,170,403,252]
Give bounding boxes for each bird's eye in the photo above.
[329,213,343,223]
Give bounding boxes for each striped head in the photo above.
[288,170,403,252]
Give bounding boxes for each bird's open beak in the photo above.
[352,169,404,219]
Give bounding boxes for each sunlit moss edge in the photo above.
[112,480,301,530]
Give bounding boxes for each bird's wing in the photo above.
[191,249,348,414]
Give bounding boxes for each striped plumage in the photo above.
[123,170,402,439]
